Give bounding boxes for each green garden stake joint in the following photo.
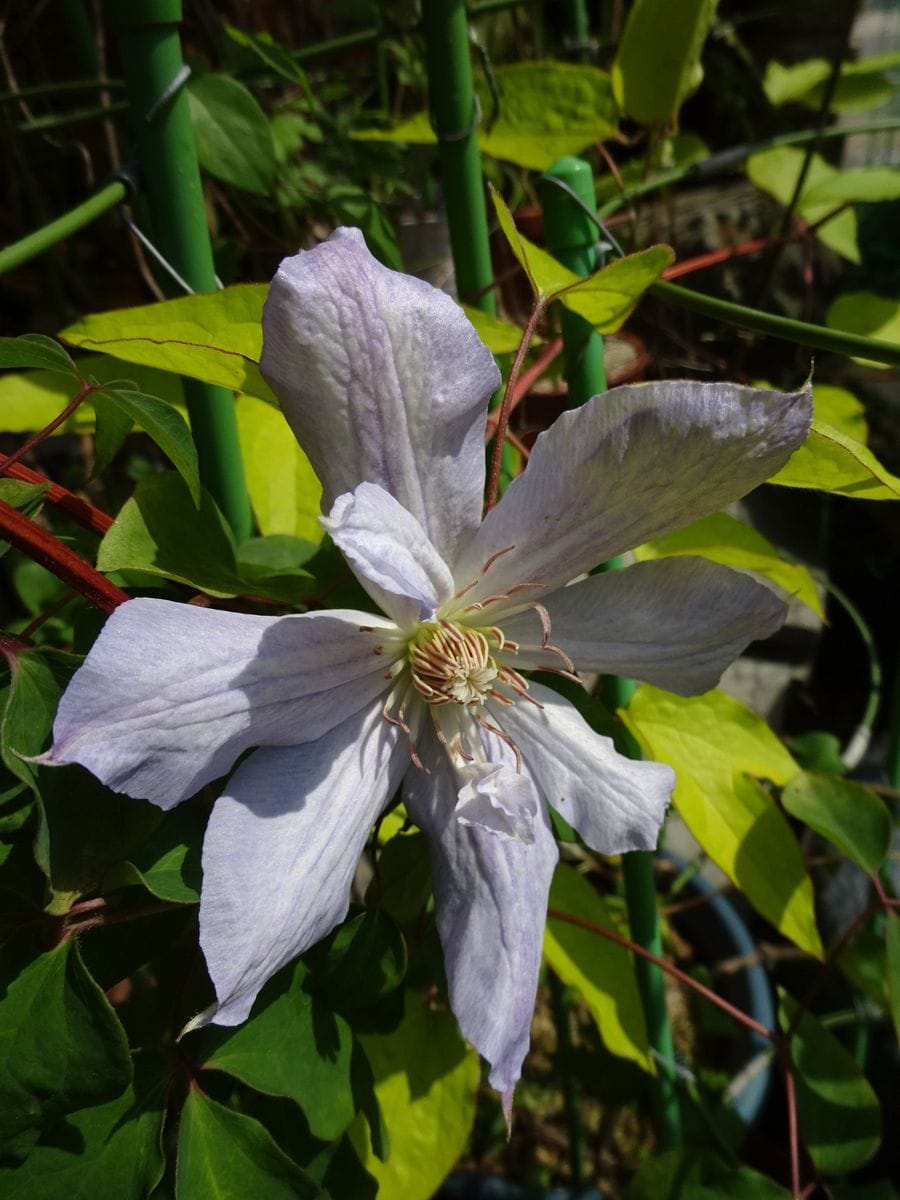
[105,0,252,542]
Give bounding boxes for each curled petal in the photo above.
[455,760,539,844]
[493,681,672,855]
[405,728,558,1106]
[451,380,812,617]
[261,227,500,563]
[199,701,411,1026]
[505,557,787,695]
[44,599,397,808]
[322,482,455,627]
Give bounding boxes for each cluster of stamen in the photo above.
[409,620,529,708]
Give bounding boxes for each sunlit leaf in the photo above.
[490,187,671,327]
[634,511,824,619]
[235,394,323,543]
[461,304,534,355]
[177,1086,323,1197]
[746,146,859,263]
[348,992,479,1200]
[811,383,868,442]
[764,52,900,113]
[354,62,620,171]
[544,864,652,1071]
[61,286,275,403]
[826,291,900,370]
[780,991,881,1173]
[624,687,822,957]
[771,417,900,499]
[802,167,900,208]
[612,0,719,126]
[188,73,277,195]
[781,772,891,874]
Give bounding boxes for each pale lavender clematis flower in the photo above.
[44,228,813,1111]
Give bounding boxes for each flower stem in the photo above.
[0,457,113,536]
[485,300,546,510]
[1,380,96,472]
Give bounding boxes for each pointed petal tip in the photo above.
[502,1086,516,1138]
[178,1002,217,1041]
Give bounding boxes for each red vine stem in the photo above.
[485,338,563,439]
[783,1058,802,1199]
[1,458,114,536]
[485,298,547,511]
[546,906,773,1040]
[0,499,128,614]
[1,381,95,473]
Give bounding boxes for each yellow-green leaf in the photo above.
[354,62,620,171]
[811,384,868,441]
[612,0,719,127]
[490,187,672,329]
[746,146,859,263]
[634,511,824,619]
[235,395,323,544]
[544,864,652,1072]
[771,418,900,500]
[461,305,534,356]
[764,52,900,113]
[826,291,900,370]
[624,687,822,958]
[60,286,276,403]
[348,992,479,1200]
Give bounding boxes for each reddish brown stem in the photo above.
[485,338,564,439]
[2,382,95,473]
[485,299,547,511]
[1,458,113,536]
[547,905,773,1040]
[0,499,128,614]
[783,1058,802,1199]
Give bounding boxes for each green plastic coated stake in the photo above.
[106,0,252,542]
[0,180,127,277]
[420,0,496,314]
[540,156,607,404]
[541,156,683,1150]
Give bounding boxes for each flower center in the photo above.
[409,622,499,707]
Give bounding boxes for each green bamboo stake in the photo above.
[106,0,252,542]
[0,180,127,276]
[542,156,683,1150]
[420,0,496,314]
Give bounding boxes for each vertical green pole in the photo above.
[541,156,683,1150]
[564,0,591,60]
[105,0,252,541]
[420,0,496,314]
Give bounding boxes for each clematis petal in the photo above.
[504,557,787,695]
[450,380,812,617]
[43,598,398,808]
[322,482,455,627]
[199,701,410,1026]
[260,227,501,563]
[404,728,558,1109]
[493,682,672,855]
[454,760,540,844]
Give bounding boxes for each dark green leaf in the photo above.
[367,833,432,928]
[188,74,277,195]
[91,391,133,477]
[106,800,204,904]
[329,185,402,269]
[0,1056,166,1199]
[306,909,407,1017]
[237,535,320,572]
[787,731,847,776]
[176,1086,324,1198]
[0,335,77,375]
[1,647,78,799]
[0,940,132,1156]
[781,772,891,873]
[40,768,160,916]
[96,387,200,504]
[627,1147,791,1198]
[193,962,356,1141]
[780,991,881,1174]
[886,912,900,1046]
[223,25,314,98]
[0,481,49,558]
